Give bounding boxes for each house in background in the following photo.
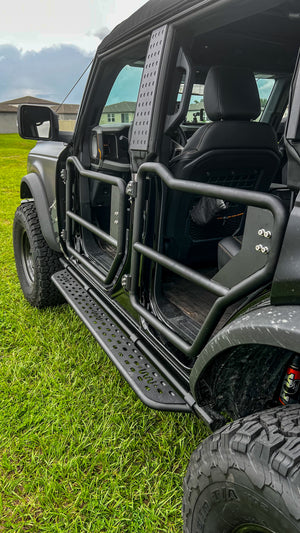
[100,101,137,124]
[0,96,79,134]
[99,100,206,125]
[0,96,138,134]
[0,95,206,134]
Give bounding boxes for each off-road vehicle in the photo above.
[13,0,300,530]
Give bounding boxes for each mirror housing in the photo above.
[17,104,59,140]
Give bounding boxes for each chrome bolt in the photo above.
[258,228,272,239]
[261,246,269,254]
[255,243,269,254]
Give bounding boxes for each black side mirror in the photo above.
[17,104,59,140]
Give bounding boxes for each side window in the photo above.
[99,64,143,125]
[181,76,276,125]
[186,84,206,124]
[176,81,207,125]
[256,77,275,119]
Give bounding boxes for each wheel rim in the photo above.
[232,525,276,533]
[21,229,34,284]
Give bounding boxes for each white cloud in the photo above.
[0,0,148,52]
[89,27,110,41]
[0,1,148,102]
[0,44,93,102]
[0,33,100,53]
[92,0,149,30]
[12,87,41,98]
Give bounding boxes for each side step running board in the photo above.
[52,269,192,413]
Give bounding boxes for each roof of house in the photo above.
[0,96,79,115]
[103,101,136,113]
[0,103,18,113]
[53,104,79,114]
[2,96,58,106]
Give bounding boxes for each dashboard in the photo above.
[89,122,206,173]
[90,124,131,172]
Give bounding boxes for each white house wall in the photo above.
[0,113,18,134]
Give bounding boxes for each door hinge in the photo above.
[126,181,138,198]
[60,169,67,184]
[121,274,132,291]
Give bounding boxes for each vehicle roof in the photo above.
[98,0,201,53]
[98,0,286,54]
[98,0,299,76]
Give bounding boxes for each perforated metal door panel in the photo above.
[130,25,167,151]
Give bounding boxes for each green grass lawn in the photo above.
[0,134,210,532]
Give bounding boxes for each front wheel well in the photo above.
[20,181,33,199]
[194,344,294,420]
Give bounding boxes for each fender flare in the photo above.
[190,304,300,396]
[20,173,60,252]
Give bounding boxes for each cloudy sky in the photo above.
[0,0,275,105]
[0,0,148,103]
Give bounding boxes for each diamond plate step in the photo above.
[52,269,191,412]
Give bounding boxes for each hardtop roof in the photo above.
[97,0,285,54]
[98,0,201,53]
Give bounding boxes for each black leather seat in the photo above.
[166,65,281,265]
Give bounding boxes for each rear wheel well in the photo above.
[195,344,294,420]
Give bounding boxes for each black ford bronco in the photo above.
[13,0,300,530]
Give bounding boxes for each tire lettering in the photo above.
[196,500,210,528]
[211,487,239,503]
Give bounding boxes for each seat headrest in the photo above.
[204,66,261,121]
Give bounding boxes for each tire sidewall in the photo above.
[13,205,39,304]
[190,465,296,532]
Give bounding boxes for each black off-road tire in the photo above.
[13,202,64,308]
[183,405,300,533]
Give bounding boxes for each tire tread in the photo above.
[183,405,300,531]
[13,202,64,308]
